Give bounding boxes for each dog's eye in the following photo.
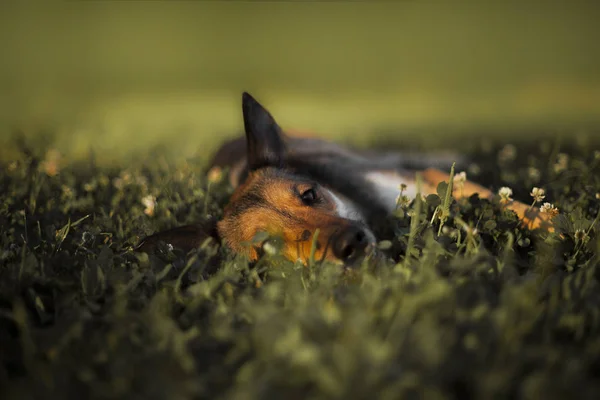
[300,188,318,205]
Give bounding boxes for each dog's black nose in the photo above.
[332,225,370,261]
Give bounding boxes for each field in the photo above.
[1,128,600,399]
[2,3,600,400]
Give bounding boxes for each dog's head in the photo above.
[217,93,376,265]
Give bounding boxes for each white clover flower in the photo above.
[113,170,133,190]
[498,187,513,204]
[468,163,481,175]
[498,144,517,163]
[141,194,157,216]
[83,181,97,192]
[527,167,541,182]
[553,153,569,173]
[574,229,589,244]
[540,202,559,218]
[454,171,467,185]
[61,185,74,199]
[530,187,545,203]
[207,166,224,184]
[262,241,278,256]
[135,175,149,190]
[40,149,62,177]
[462,225,478,236]
[112,178,124,190]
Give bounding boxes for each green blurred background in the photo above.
[1,2,599,163]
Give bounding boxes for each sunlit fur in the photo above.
[217,168,374,263]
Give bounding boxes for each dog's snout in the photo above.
[332,225,370,261]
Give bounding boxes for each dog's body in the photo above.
[137,93,552,265]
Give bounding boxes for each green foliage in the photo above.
[1,134,600,399]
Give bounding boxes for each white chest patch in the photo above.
[325,189,366,222]
[364,171,418,212]
[324,188,377,244]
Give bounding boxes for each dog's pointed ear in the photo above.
[242,92,287,171]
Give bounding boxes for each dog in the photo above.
[136,92,553,265]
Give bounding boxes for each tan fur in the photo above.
[217,169,358,263]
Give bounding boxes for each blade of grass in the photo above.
[402,173,423,268]
[437,162,456,236]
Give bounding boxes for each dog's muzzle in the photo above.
[331,223,376,264]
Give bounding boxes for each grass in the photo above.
[1,130,600,399]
